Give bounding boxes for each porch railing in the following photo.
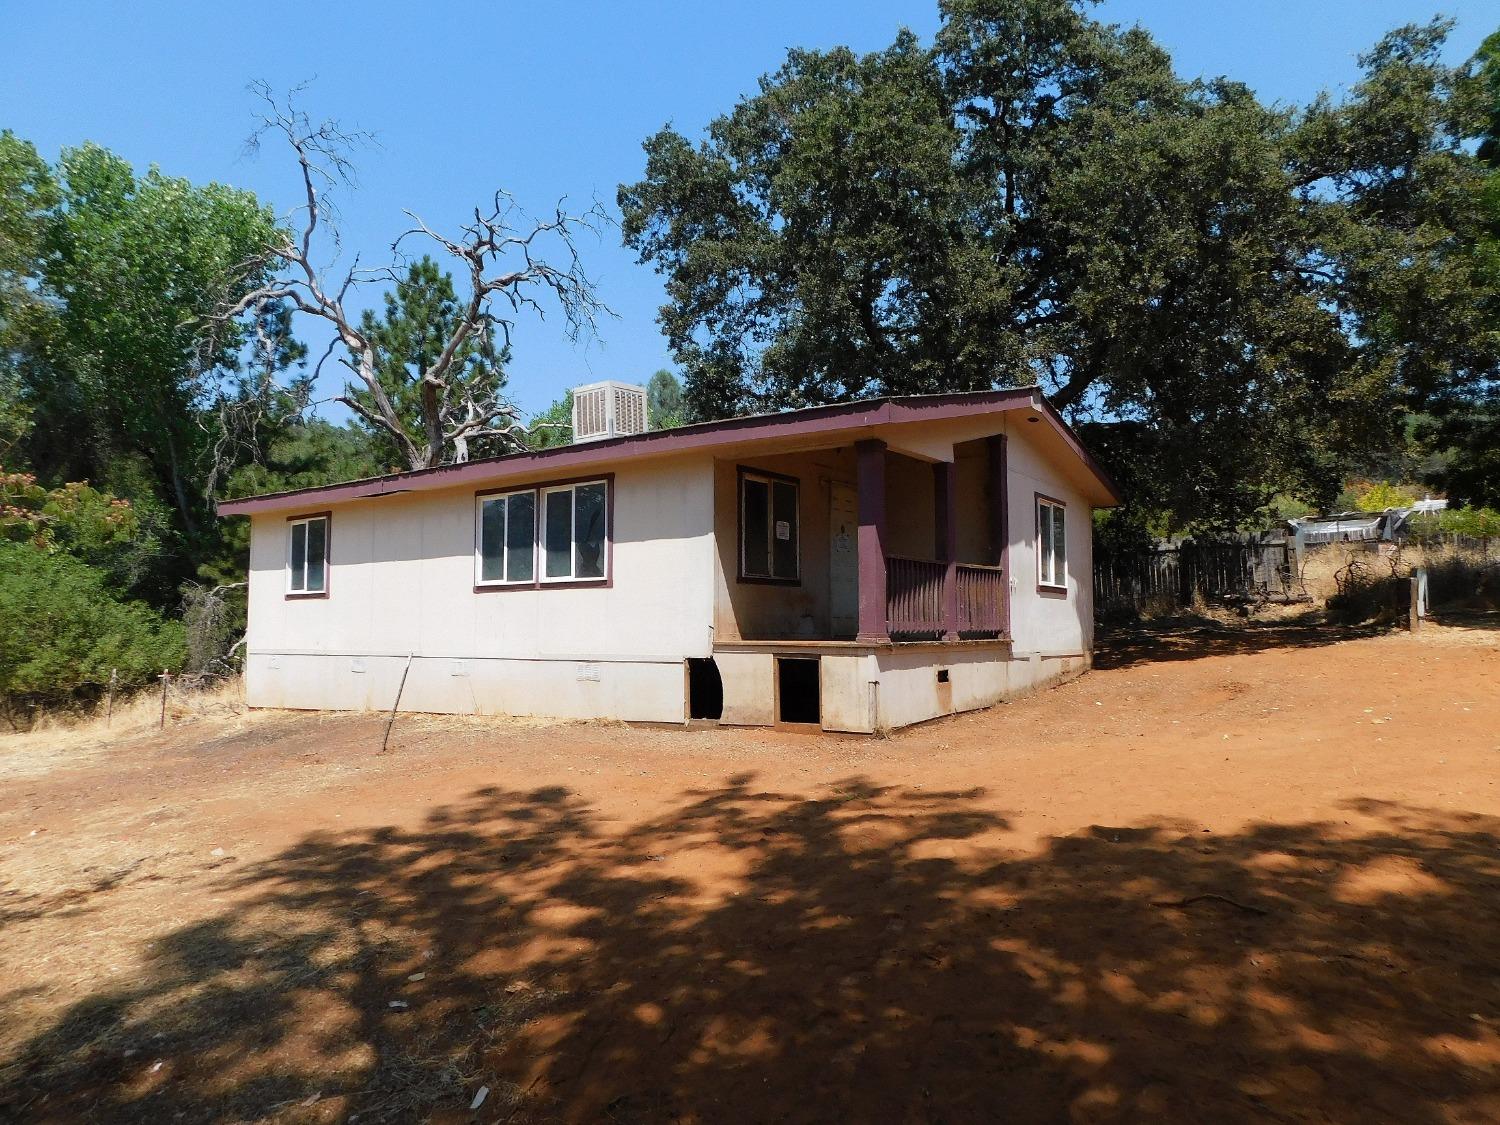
[956,563,1005,636]
[886,556,947,639]
[885,557,1007,640]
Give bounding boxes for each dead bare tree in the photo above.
[180,580,248,678]
[216,83,610,471]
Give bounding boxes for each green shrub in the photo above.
[1408,507,1500,540]
[0,542,185,726]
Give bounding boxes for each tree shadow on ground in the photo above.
[4,780,1500,1123]
[1095,619,1380,670]
[1428,609,1500,632]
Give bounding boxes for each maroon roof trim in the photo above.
[216,388,1121,516]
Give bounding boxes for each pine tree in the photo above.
[354,256,515,464]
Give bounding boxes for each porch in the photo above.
[712,434,1012,646]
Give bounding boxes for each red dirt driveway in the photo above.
[2,621,1499,1123]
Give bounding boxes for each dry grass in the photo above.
[8,675,248,739]
[1299,540,1500,604]
[8,684,593,750]
[1302,541,1500,626]
[0,678,255,780]
[1298,542,1403,604]
[397,710,580,737]
[0,679,596,789]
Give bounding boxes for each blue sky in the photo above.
[2,1,1493,419]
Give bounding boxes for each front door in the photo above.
[829,481,858,637]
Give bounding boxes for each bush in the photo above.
[1354,481,1421,511]
[1324,553,1407,626]
[179,580,245,675]
[0,542,185,726]
[1,467,167,598]
[1408,506,1500,540]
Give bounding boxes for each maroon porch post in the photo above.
[934,461,959,640]
[856,438,890,643]
[987,434,1011,637]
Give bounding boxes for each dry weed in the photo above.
[0,678,253,776]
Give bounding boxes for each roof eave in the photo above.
[215,388,1121,516]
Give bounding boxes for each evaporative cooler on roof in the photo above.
[571,381,648,443]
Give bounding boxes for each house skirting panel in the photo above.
[871,649,1090,732]
[713,643,1089,734]
[244,647,1091,734]
[244,652,686,724]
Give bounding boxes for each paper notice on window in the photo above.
[775,520,791,541]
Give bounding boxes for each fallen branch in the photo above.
[1151,892,1269,916]
[501,1074,545,1124]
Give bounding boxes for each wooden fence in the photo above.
[1094,541,1300,613]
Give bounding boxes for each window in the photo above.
[287,514,329,596]
[474,479,609,587]
[475,490,537,585]
[1036,496,1067,590]
[543,481,609,581]
[740,470,799,582]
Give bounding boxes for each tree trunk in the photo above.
[163,429,197,536]
[420,376,444,469]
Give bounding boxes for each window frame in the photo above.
[473,474,613,592]
[540,478,611,585]
[285,512,331,600]
[473,487,539,588]
[737,466,801,585]
[1035,493,1067,593]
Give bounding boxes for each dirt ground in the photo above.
[2,620,1500,1124]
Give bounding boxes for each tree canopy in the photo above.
[647,368,687,429]
[1430,28,1500,508]
[0,134,291,602]
[13,142,283,526]
[620,0,1499,530]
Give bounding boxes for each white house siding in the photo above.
[714,643,1088,735]
[866,645,1065,732]
[1003,419,1095,660]
[832,646,1013,733]
[869,649,1088,732]
[243,456,717,723]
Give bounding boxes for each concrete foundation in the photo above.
[245,652,687,724]
[244,644,1087,733]
[711,641,1088,733]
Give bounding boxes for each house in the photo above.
[216,387,1120,733]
